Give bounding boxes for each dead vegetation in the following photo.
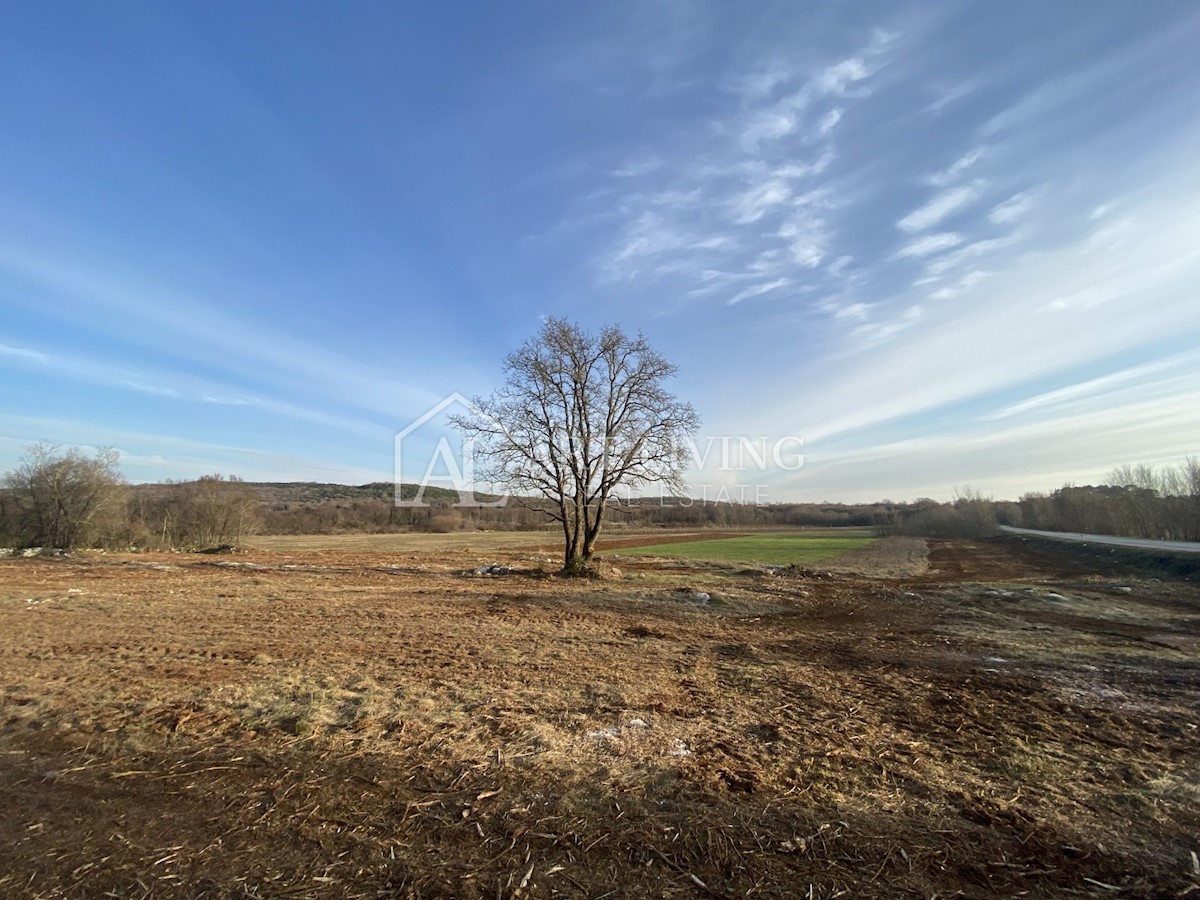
[0,537,1198,898]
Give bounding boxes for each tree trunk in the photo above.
[581,498,607,561]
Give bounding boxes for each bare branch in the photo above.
[452,318,699,569]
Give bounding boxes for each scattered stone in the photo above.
[470,565,512,576]
[693,591,711,604]
[778,837,807,854]
[669,739,691,757]
[903,591,922,600]
[588,719,650,741]
[1112,586,1133,594]
[588,562,623,580]
[1044,592,1068,602]
[17,547,67,558]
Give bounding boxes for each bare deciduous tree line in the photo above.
[1,444,260,551]
[882,457,1200,542]
[1012,458,1200,541]
[8,442,1193,551]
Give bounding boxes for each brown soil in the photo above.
[1,537,1198,898]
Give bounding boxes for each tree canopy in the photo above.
[452,318,699,571]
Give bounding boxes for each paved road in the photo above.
[999,525,1200,554]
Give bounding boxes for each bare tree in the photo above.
[172,475,261,548]
[952,485,999,538]
[3,443,126,549]
[1183,456,1200,541]
[452,318,699,572]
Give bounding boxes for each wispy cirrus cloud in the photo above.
[553,6,1199,506]
[0,239,442,423]
[0,414,388,484]
[926,147,987,187]
[989,190,1037,225]
[895,231,964,258]
[730,179,793,224]
[923,78,982,116]
[727,277,790,306]
[767,165,1200,451]
[922,231,1021,276]
[897,181,986,233]
[734,43,891,150]
[815,108,843,138]
[981,355,1194,422]
[0,337,393,440]
[0,342,52,364]
[589,29,902,316]
[4,1,1199,503]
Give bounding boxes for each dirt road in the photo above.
[1000,524,1200,553]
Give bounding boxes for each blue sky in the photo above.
[1,1,1198,502]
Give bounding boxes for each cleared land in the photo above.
[1,535,1198,898]
[247,529,757,554]
[607,533,876,565]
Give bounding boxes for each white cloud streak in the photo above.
[0,416,388,484]
[989,191,1036,225]
[926,147,986,187]
[895,232,963,257]
[897,181,985,233]
[727,278,790,306]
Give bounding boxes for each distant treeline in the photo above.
[1004,459,1200,541]
[252,483,893,535]
[0,445,260,550]
[3,444,1197,549]
[0,445,899,549]
[882,458,1200,542]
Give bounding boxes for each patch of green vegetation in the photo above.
[608,534,876,565]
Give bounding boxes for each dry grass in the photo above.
[0,538,1197,897]
[821,535,929,577]
[246,527,872,555]
[246,529,565,553]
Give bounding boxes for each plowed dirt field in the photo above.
[1,537,1197,898]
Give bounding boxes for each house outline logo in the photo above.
[393,392,508,508]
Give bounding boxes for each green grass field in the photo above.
[607,533,877,565]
